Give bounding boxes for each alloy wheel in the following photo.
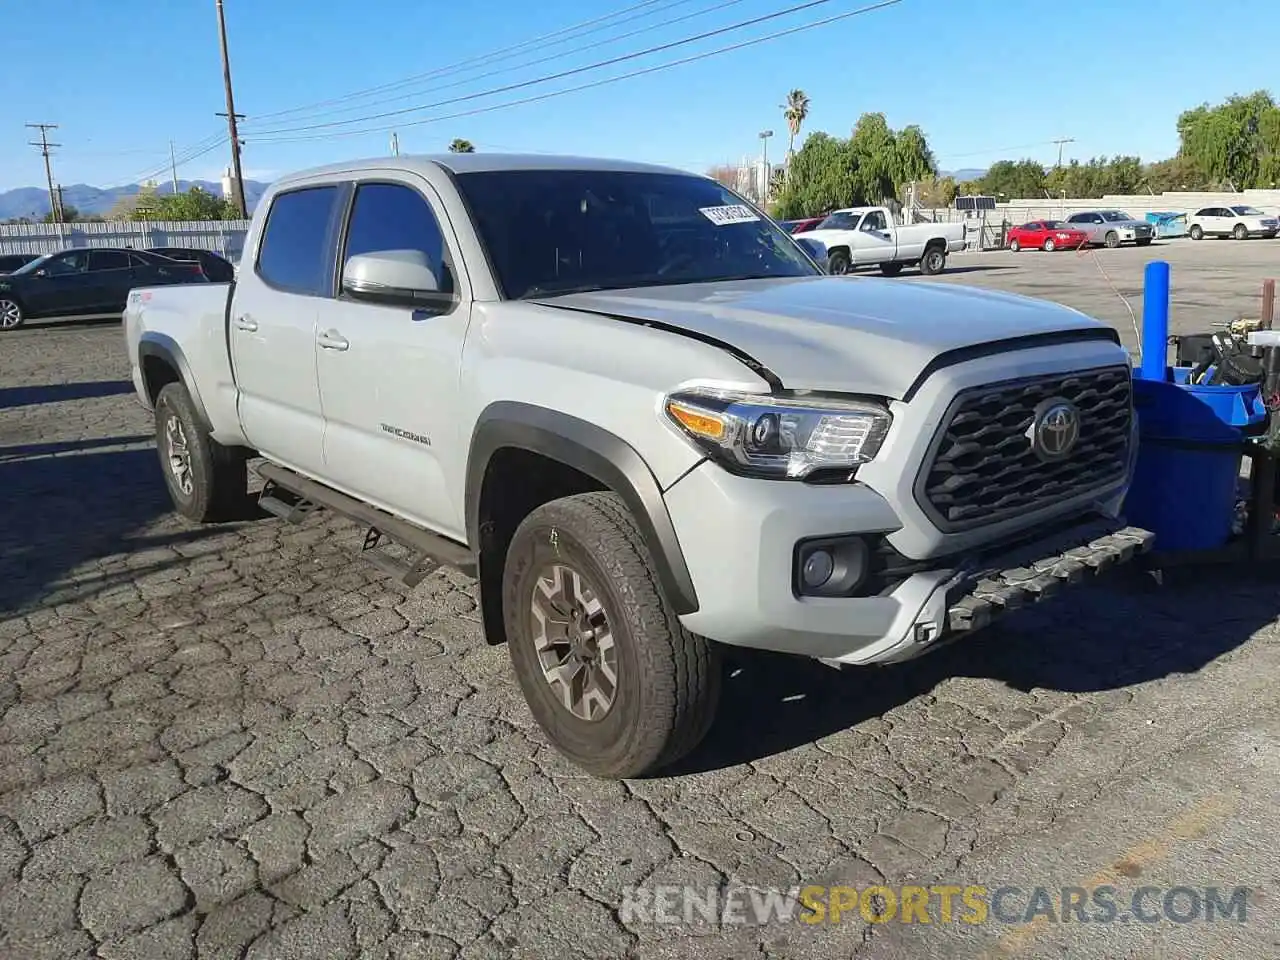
[529,562,618,721]
[165,415,194,497]
[0,299,21,330]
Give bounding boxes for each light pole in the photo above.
[758,130,773,203]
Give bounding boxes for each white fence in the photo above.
[0,220,252,262]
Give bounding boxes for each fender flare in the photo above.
[465,401,699,615]
[137,332,213,430]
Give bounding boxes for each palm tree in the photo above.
[448,138,476,153]
[782,89,810,161]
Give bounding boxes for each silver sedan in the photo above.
[1064,210,1155,248]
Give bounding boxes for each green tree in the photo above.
[1176,91,1279,188]
[448,138,476,153]
[979,159,1047,199]
[41,205,80,223]
[132,186,237,222]
[773,132,857,219]
[913,175,957,208]
[782,89,810,159]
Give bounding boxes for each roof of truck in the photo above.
[271,152,695,187]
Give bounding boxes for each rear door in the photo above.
[229,183,342,475]
[314,175,471,539]
[85,249,136,311]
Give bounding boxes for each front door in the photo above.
[314,175,472,542]
[852,209,897,264]
[229,183,341,475]
[23,250,94,317]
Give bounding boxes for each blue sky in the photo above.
[2,0,1278,191]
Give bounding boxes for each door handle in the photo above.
[234,316,258,332]
[317,330,349,351]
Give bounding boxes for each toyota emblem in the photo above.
[1027,398,1080,461]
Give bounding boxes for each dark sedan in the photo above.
[0,247,206,331]
[146,246,236,283]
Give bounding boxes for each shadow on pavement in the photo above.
[927,264,1017,276]
[0,435,151,461]
[670,565,1272,775]
[0,439,224,616]
[0,380,134,410]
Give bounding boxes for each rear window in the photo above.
[256,186,339,296]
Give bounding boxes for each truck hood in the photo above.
[537,276,1114,399]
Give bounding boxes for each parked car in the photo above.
[1063,210,1155,248]
[0,253,39,275]
[1187,205,1279,241]
[1005,220,1090,252]
[802,206,967,275]
[122,153,1153,779]
[778,217,824,234]
[146,246,236,282]
[0,247,206,331]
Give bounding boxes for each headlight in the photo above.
[663,388,892,480]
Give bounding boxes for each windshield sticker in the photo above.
[699,204,760,226]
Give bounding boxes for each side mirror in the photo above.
[341,250,443,307]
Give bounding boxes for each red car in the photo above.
[779,216,825,234]
[1006,220,1090,252]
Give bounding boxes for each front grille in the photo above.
[915,365,1132,532]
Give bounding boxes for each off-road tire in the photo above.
[879,261,904,277]
[827,250,852,275]
[920,246,946,275]
[154,382,251,523]
[502,491,721,779]
[1104,231,1120,249]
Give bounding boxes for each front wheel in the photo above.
[1104,231,1120,249]
[502,491,721,779]
[879,261,904,277]
[919,247,946,275]
[153,382,252,523]
[1008,239,1021,252]
[1189,224,1204,240]
[0,298,24,331]
[1234,224,1249,241]
[827,250,852,275]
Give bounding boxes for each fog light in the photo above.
[802,549,834,588]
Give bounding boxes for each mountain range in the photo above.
[0,179,271,221]
[940,168,988,182]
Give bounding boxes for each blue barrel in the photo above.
[1123,369,1266,552]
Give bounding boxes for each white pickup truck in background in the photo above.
[801,206,966,277]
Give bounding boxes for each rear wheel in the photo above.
[502,491,721,779]
[879,261,903,277]
[153,382,252,523]
[1104,231,1120,249]
[1234,223,1249,240]
[0,298,24,331]
[827,250,851,275]
[1042,238,1056,252]
[919,246,946,275]
[1008,239,1021,252]
[1189,224,1204,241]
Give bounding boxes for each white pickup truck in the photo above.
[801,206,966,276]
[124,153,1151,779]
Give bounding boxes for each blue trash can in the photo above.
[1123,369,1266,552]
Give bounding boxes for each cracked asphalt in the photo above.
[3,244,1280,959]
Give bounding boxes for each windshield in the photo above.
[816,211,860,231]
[1044,221,1070,230]
[1100,211,1134,222]
[451,169,819,299]
[8,253,53,276]
[1231,205,1265,216]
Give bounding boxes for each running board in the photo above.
[255,462,476,584]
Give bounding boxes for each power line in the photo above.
[246,0,679,124]
[246,0,899,138]
[247,0,904,145]
[243,0,747,130]
[122,136,229,190]
[26,123,62,223]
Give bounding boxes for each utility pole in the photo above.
[215,0,248,218]
[390,132,400,157]
[1052,137,1075,168]
[169,140,180,196]
[758,129,773,204]
[26,123,61,223]
[55,185,66,221]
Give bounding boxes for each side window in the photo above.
[43,251,89,276]
[861,210,887,231]
[88,250,130,271]
[1066,214,1082,223]
[342,182,454,296]
[256,186,339,296]
[128,253,153,268]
